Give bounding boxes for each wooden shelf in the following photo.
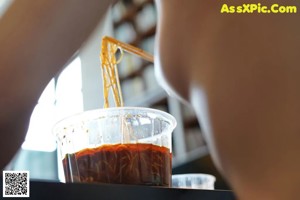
[184,116,200,129]
[114,0,154,28]
[130,25,156,46]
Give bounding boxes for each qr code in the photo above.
[3,171,29,198]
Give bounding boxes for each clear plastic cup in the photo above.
[172,173,216,190]
[53,107,176,186]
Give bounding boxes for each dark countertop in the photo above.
[1,179,236,200]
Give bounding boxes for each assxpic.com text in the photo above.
[221,3,297,14]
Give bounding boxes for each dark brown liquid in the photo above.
[62,143,172,186]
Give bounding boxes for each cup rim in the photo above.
[172,173,216,182]
[53,107,177,137]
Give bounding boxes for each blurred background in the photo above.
[3,0,230,190]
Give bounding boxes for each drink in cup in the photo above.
[54,107,176,187]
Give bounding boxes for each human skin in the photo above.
[0,0,112,170]
[154,0,300,199]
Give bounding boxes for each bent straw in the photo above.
[103,36,154,63]
[101,36,154,108]
[100,37,154,141]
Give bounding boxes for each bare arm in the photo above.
[0,0,113,170]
